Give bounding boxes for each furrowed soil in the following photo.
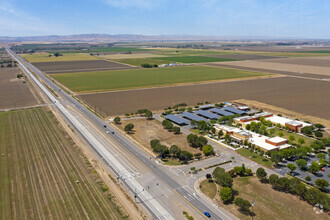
[0,68,39,109]
[115,118,202,155]
[0,107,128,219]
[32,60,135,74]
[78,76,330,119]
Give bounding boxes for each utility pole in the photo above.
[134,188,137,203]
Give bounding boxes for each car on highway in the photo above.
[204,212,211,218]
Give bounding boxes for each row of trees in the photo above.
[256,168,329,211]
[141,63,158,68]
[161,119,181,134]
[211,165,253,213]
[150,139,194,162]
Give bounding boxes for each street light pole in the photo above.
[252,199,255,220]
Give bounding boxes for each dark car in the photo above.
[204,212,211,218]
[103,125,107,128]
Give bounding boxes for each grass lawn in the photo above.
[200,179,217,199]
[163,158,183,165]
[236,148,273,168]
[20,53,98,62]
[51,65,269,93]
[218,176,329,220]
[151,56,238,63]
[273,128,314,146]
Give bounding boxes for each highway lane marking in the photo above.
[174,190,209,220]
[108,130,152,172]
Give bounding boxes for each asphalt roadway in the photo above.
[7,47,236,220]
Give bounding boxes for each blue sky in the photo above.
[1,0,330,38]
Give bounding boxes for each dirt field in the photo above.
[206,54,281,60]
[213,59,330,76]
[78,76,330,120]
[0,68,39,109]
[205,62,328,79]
[215,176,329,220]
[115,118,202,155]
[0,107,127,219]
[33,60,135,74]
[262,56,330,67]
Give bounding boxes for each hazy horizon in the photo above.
[1,0,330,39]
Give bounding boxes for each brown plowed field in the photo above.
[209,60,330,76]
[0,107,127,219]
[0,68,38,109]
[206,54,280,60]
[205,63,328,79]
[260,56,330,67]
[78,77,330,119]
[32,60,135,74]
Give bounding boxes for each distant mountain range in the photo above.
[0,34,326,42]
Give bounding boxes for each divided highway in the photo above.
[7,46,232,220]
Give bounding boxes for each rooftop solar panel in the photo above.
[209,108,234,116]
[195,110,220,120]
[182,112,205,121]
[222,106,245,115]
[164,114,189,125]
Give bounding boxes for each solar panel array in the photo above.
[222,106,245,115]
[195,110,220,120]
[164,114,190,125]
[209,108,234,116]
[182,111,205,121]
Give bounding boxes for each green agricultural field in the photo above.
[116,58,171,66]
[20,53,98,62]
[151,56,237,63]
[51,65,269,93]
[0,108,127,219]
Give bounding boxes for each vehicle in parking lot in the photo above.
[204,212,211,218]
[291,171,299,176]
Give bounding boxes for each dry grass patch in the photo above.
[215,176,328,220]
[200,179,217,199]
[115,118,202,155]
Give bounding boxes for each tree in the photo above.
[278,131,284,137]
[187,134,198,146]
[170,145,181,157]
[288,134,295,142]
[124,123,134,133]
[269,128,275,136]
[256,168,267,182]
[145,110,153,119]
[150,139,160,149]
[298,138,305,145]
[302,126,313,135]
[220,187,233,203]
[218,130,223,138]
[202,145,214,156]
[153,144,169,158]
[288,178,301,193]
[309,161,320,173]
[235,198,251,212]
[113,116,121,124]
[310,140,325,152]
[276,177,290,191]
[315,179,329,190]
[317,153,326,159]
[217,172,233,188]
[271,151,282,166]
[295,183,307,197]
[212,167,225,179]
[269,174,279,186]
[173,126,181,134]
[196,136,208,149]
[162,119,173,130]
[179,151,193,161]
[287,163,297,173]
[206,173,212,179]
[245,124,251,130]
[190,120,197,128]
[304,188,321,205]
[315,123,325,130]
[314,131,323,138]
[295,159,307,170]
[305,176,311,182]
